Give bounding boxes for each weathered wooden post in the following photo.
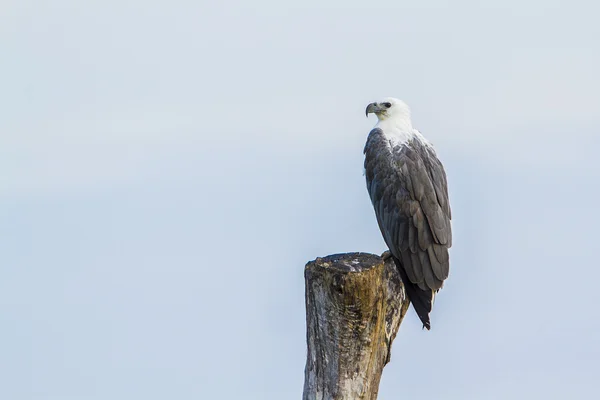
[303,252,410,400]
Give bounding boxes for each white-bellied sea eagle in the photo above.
[364,98,452,330]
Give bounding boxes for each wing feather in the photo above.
[364,129,452,292]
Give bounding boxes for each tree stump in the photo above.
[303,252,410,400]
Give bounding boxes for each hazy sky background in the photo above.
[2,1,600,399]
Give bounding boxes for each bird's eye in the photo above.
[383,102,392,108]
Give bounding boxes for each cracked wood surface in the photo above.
[303,252,410,400]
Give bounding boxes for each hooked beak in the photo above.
[365,102,384,117]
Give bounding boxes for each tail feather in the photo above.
[393,256,433,330]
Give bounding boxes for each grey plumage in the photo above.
[364,127,452,329]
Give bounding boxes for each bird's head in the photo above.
[365,97,411,123]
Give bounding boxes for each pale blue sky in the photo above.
[2,1,600,399]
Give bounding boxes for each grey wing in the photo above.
[365,134,452,291]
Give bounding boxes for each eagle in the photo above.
[364,98,452,330]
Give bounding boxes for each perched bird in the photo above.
[364,98,452,330]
